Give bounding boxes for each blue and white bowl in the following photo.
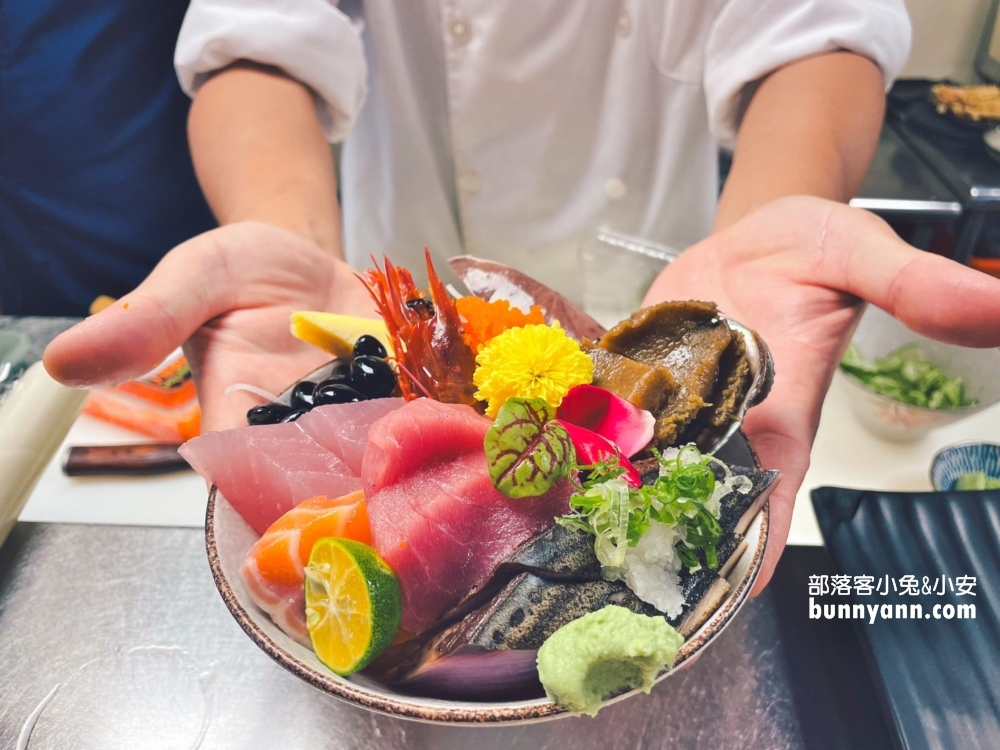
[930,442,1000,491]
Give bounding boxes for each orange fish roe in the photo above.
[456,296,545,353]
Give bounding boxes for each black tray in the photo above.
[811,487,1000,750]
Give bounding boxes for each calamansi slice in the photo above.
[304,538,402,675]
[290,311,393,360]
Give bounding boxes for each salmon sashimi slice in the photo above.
[363,399,572,634]
[180,398,403,534]
[240,491,371,646]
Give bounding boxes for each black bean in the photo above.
[313,383,366,406]
[353,335,388,359]
[350,355,397,399]
[247,403,291,425]
[281,409,308,423]
[290,380,317,410]
[317,374,350,393]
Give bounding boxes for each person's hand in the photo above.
[644,196,1000,595]
[44,222,376,432]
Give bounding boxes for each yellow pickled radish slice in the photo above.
[304,538,401,676]
[290,311,393,360]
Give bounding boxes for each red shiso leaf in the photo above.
[556,384,654,458]
[554,419,643,488]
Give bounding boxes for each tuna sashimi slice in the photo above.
[362,398,488,489]
[296,399,404,475]
[240,492,370,646]
[363,399,571,633]
[180,398,403,534]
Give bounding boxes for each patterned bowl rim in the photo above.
[204,434,769,724]
[929,441,1000,491]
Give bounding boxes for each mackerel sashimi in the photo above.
[240,491,371,646]
[181,398,403,534]
[362,399,572,633]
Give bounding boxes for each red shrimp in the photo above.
[362,248,480,408]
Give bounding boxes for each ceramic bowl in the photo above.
[838,306,1000,442]
[205,427,770,724]
[930,442,1000,491]
[204,354,775,724]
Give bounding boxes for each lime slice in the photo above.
[290,311,392,360]
[304,538,402,675]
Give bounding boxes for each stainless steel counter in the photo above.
[0,523,809,749]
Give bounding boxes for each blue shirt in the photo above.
[0,0,215,315]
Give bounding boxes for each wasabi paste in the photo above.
[536,605,683,717]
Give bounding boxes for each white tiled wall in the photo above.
[903,0,993,82]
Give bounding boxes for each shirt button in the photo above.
[604,178,627,201]
[617,10,632,38]
[458,171,482,196]
[449,17,473,47]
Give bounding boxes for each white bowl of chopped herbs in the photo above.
[837,306,1000,441]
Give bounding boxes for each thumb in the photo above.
[814,204,1000,347]
[43,223,326,387]
[44,294,204,389]
[44,233,228,386]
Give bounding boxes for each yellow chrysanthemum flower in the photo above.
[473,323,593,417]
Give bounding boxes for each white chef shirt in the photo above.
[175,0,910,304]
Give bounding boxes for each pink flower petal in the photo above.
[556,384,654,458]
[556,420,643,488]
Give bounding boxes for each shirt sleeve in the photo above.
[174,0,367,142]
[704,0,912,148]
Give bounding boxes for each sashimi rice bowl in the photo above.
[191,253,778,723]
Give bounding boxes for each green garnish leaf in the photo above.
[839,343,977,409]
[484,397,575,499]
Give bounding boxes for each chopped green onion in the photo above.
[840,343,976,409]
[559,445,741,573]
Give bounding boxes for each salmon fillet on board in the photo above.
[180,398,403,534]
[362,399,572,634]
[240,492,371,646]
